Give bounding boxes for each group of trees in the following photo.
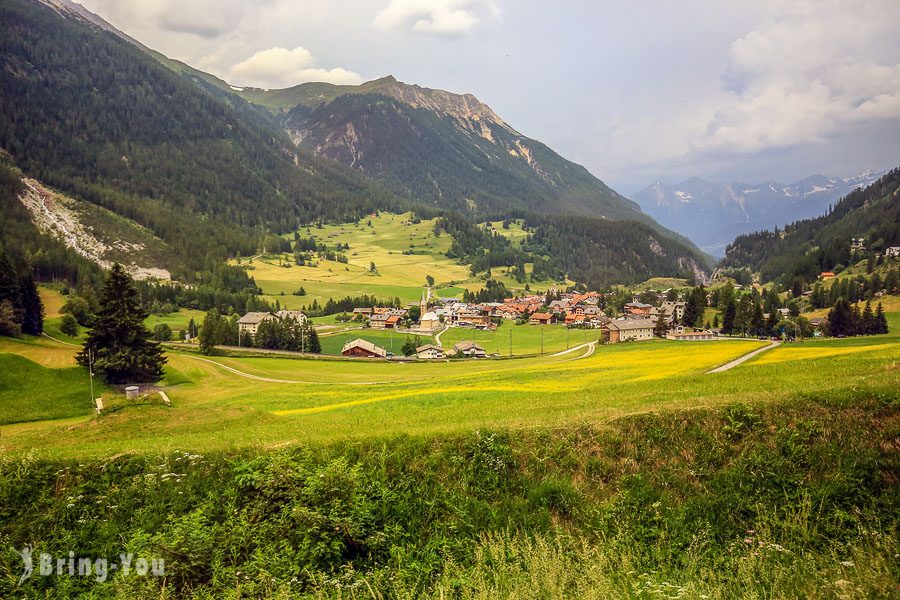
[0,250,43,337]
[827,299,889,338]
[199,309,320,355]
[809,268,900,309]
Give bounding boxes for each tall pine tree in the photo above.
[76,264,166,384]
[19,274,43,335]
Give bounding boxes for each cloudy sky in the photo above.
[78,0,900,194]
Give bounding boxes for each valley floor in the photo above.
[0,307,897,458]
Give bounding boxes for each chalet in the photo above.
[449,341,487,358]
[275,310,308,325]
[384,315,402,329]
[415,344,445,359]
[352,308,373,317]
[624,302,653,317]
[601,318,655,343]
[372,306,393,315]
[341,338,387,358]
[419,311,441,331]
[238,312,277,336]
[819,272,836,280]
[885,246,900,258]
[666,331,718,341]
[529,312,555,325]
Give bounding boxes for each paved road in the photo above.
[707,341,781,373]
[551,341,596,358]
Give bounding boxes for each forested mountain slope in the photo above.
[0,0,406,277]
[722,168,900,282]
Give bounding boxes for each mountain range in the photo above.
[0,0,711,288]
[632,171,886,257]
[722,168,899,283]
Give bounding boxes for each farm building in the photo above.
[341,339,387,358]
[415,344,445,359]
[601,318,655,343]
[449,341,487,358]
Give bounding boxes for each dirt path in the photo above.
[42,332,80,347]
[433,326,449,348]
[707,341,780,373]
[185,355,397,386]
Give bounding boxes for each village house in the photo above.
[369,313,391,329]
[819,271,836,280]
[341,338,387,358]
[238,312,278,337]
[449,341,487,358]
[564,313,585,326]
[352,307,373,317]
[623,302,653,317]
[601,318,655,343]
[529,312,555,325]
[415,344,445,359]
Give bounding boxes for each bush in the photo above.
[59,313,79,337]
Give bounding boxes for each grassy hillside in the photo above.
[237,212,563,309]
[0,388,895,597]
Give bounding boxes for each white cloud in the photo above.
[372,0,499,38]
[227,46,363,88]
[694,0,900,154]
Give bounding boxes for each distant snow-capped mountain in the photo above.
[633,170,886,257]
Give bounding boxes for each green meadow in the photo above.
[235,212,564,310]
[1,303,897,458]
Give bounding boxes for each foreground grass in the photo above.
[0,390,896,598]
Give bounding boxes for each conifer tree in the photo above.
[654,309,669,337]
[875,302,889,335]
[861,301,875,335]
[19,274,43,335]
[76,264,166,384]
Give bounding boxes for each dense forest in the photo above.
[722,168,900,283]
